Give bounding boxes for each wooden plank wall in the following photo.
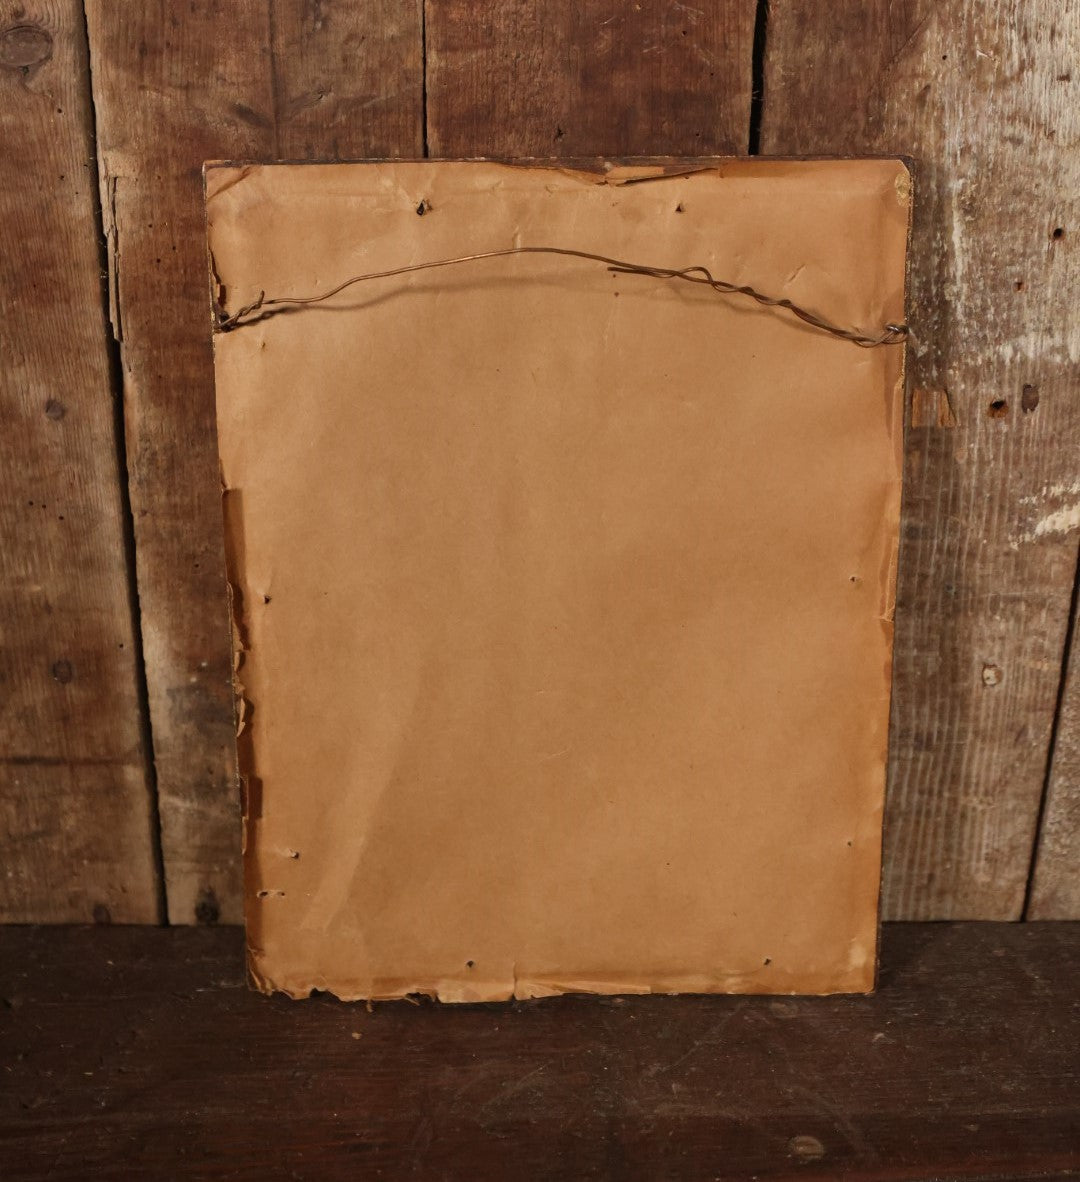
[763,0,1080,919]
[81,0,424,923]
[2,0,1077,921]
[0,0,159,923]
[425,2,754,156]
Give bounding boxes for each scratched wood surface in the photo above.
[2,923,1078,1178]
[425,0,755,157]
[0,0,158,922]
[764,0,1080,919]
[1030,583,1080,917]
[81,0,424,923]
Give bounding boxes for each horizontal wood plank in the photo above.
[0,0,158,921]
[763,0,1080,918]
[1,923,1077,1179]
[82,0,424,923]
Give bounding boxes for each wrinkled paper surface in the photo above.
[207,159,910,1000]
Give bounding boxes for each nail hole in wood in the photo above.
[982,663,1003,687]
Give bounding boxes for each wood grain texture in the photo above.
[2,923,1079,1179]
[763,1,1080,919]
[426,0,756,156]
[0,0,158,921]
[1030,580,1080,917]
[82,0,423,924]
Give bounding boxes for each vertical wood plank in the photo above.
[763,1,1080,918]
[426,0,756,157]
[1029,577,1080,917]
[0,0,158,921]
[82,0,424,923]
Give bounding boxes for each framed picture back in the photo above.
[207,157,910,1000]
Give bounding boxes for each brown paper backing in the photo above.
[206,158,910,1001]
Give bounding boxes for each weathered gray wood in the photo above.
[1030,579,1080,917]
[426,0,756,157]
[763,0,1080,918]
[0,0,158,921]
[82,0,424,923]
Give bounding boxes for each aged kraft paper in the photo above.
[207,159,910,1000]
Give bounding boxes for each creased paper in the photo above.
[206,158,910,1001]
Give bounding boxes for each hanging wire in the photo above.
[214,245,908,348]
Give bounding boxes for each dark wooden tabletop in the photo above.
[1,923,1078,1181]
